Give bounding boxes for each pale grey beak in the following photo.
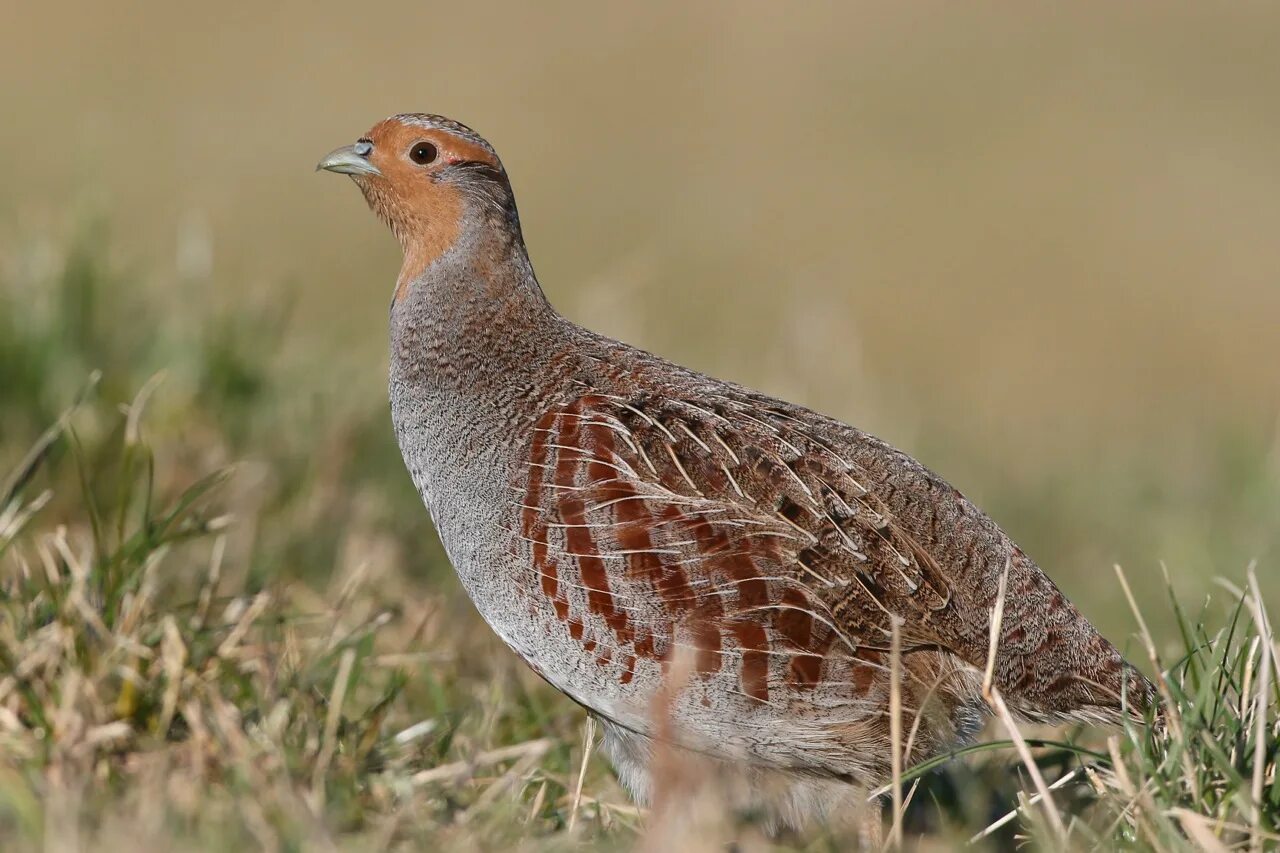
[315,142,380,177]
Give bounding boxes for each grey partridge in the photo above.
[317,114,1154,829]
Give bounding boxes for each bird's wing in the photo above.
[516,386,1144,723]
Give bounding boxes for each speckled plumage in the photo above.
[320,113,1155,830]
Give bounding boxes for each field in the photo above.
[2,4,1279,849]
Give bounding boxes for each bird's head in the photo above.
[317,114,516,281]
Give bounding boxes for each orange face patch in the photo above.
[352,118,501,301]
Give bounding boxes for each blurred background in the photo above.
[3,0,1279,695]
[2,0,1280,625]
[1,3,1279,848]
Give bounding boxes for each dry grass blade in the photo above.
[310,647,356,810]
[468,748,546,816]
[982,558,1067,845]
[1168,809,1230,853]
[981,557,1010,697]
[0,485,50,535]
[985,687,1068,845]
[887,615,905,851]
[217,592,272,659]
[1244,566,1273,853]
[409,739,555,786]
[157,615,187,736]
[569,715,597,833]
[1115,565,1183,736]
[527,779,548,824]
[191,533,225,632]
[968,767,1082,844]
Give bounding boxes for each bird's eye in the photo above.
[409,142,438,165]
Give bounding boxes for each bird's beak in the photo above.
[315,144,380,177]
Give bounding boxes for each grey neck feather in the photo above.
[388,200,573,449]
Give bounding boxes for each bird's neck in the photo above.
[388,222,570,415]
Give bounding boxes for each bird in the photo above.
[317,113,1155,832]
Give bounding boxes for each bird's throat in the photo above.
[389,228,565,406]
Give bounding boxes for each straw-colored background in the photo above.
[3,2,1278,634]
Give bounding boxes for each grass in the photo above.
[0,232,1277,850]
[0,406,608,851]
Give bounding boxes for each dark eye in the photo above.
[409,142,438,165]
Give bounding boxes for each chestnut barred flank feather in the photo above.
[320,112,1157,832]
